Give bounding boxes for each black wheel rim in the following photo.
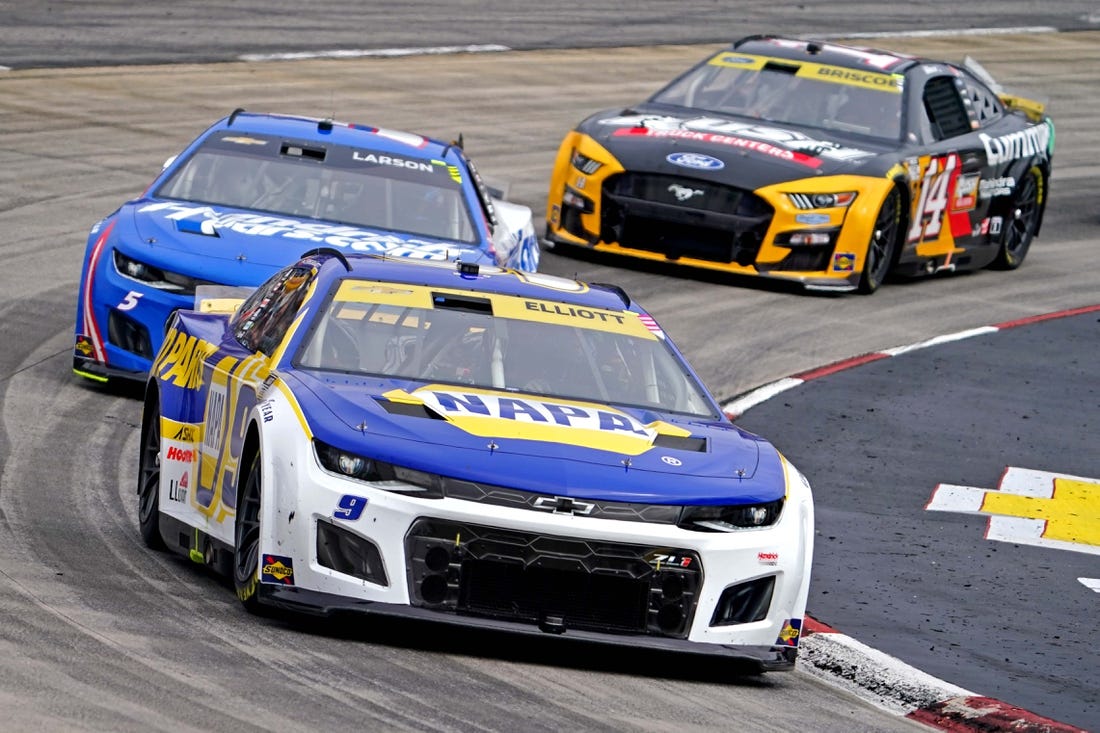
[234,463,262,586]
[138,414,160,526]
[1004,172,1039,260]
[866,191,899,286]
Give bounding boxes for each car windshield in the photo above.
[156,132,480,243]
[297,279,719,417]
[651,52,904,142]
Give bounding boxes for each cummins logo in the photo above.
[979,124,1052,167]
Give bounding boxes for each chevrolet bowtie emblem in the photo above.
[532,496,595,515]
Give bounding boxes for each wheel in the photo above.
[233,452,263,612]
[857,187,902,294]
[137,395,166,550]
[992,166,1042,270]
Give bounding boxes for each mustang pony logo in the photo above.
[668,184,704,201]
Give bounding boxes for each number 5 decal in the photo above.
[118,290,143,311]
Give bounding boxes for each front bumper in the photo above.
[256,433,815,665]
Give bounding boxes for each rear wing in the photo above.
[964,56,1048,122]
[194,285,255,316]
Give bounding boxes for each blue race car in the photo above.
[138,250,814,670]
[74,109,539,383]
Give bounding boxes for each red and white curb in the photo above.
[723,304,1100,420]
[721,305,1100,733]
[799,618,1087,732]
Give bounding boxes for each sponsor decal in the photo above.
[758,551,779,565]
[661,456,682,466]
[832,252,855,272]
[259,401,274,423]
[168,472,188,503]
[812,66,902,91]
[165,446,195,463]
[604,115,870,164]
[74,335,93,357]
[668,183,704,201]
[172,424,198,442]
[351,151,436,173]
[990,216,1003,235]
[776,618,802,647]
[666,151,724,171]
[648,553,694,569]
[952,172,979,210]
[404,386,689,455]
[138,202,463,258]
[979,176,1015,199]
[261,555,295,585]
[155,330,218,390]
[979,123,1052,167]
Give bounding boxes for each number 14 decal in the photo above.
[908,154,961,244]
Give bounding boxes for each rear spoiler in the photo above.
[194,285,255,315]
[964,56,1047,122]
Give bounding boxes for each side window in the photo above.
[956,70,1004,127]
[231,265,314,355]
[922,76,972,141]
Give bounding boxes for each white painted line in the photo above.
[799,631,975,716]
[238,44,511,63]
[825,26,1058,40]
[881,326,999,356]
[723,377,804,417]
[925,484,987,512]
[1079,578,1100,593]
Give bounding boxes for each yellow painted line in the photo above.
[927,467,1100,556]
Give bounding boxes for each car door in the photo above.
[195,264,314,532]
[903,67,994,270]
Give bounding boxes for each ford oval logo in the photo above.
[667,152,724,171]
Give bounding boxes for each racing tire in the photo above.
[137,395,166,550]
[992,166,1042,270]
[857,187,903,294]
[233,452,263,613]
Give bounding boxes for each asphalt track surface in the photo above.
[734,309,1100,730]
[1,4,1099,732]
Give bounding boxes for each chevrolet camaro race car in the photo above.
[546,35,1054,293]
[137,249,814,669]
[75,109,539,383]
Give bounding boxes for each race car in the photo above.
[137,249,814,670]
[545,35,1054,293]
[75,109,539,384]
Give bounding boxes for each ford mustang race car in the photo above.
[75,109,539,384]
[546,35,1054,293]
[137,249,813,669]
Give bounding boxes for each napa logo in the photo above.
[667,152,724,171]
[395,387,684,456]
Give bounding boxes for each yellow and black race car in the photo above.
[545,35,1054,293]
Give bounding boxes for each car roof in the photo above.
[208,109,461,160]
[729,34,923,74]
[310,251,634,312]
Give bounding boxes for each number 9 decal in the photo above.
[334,494,368,520]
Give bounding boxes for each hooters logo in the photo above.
[165,446,195,462]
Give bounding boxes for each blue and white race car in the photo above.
[75,109,539,383]
[138,249,814,670]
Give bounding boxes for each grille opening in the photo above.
[711,576,775,626]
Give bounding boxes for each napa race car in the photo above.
[546,35,1054,293]
[137,249,813,669]
[75,109,539,384]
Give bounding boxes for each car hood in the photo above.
[577,103,901,184]
[125,198,490,273]
[287,370,786,505]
